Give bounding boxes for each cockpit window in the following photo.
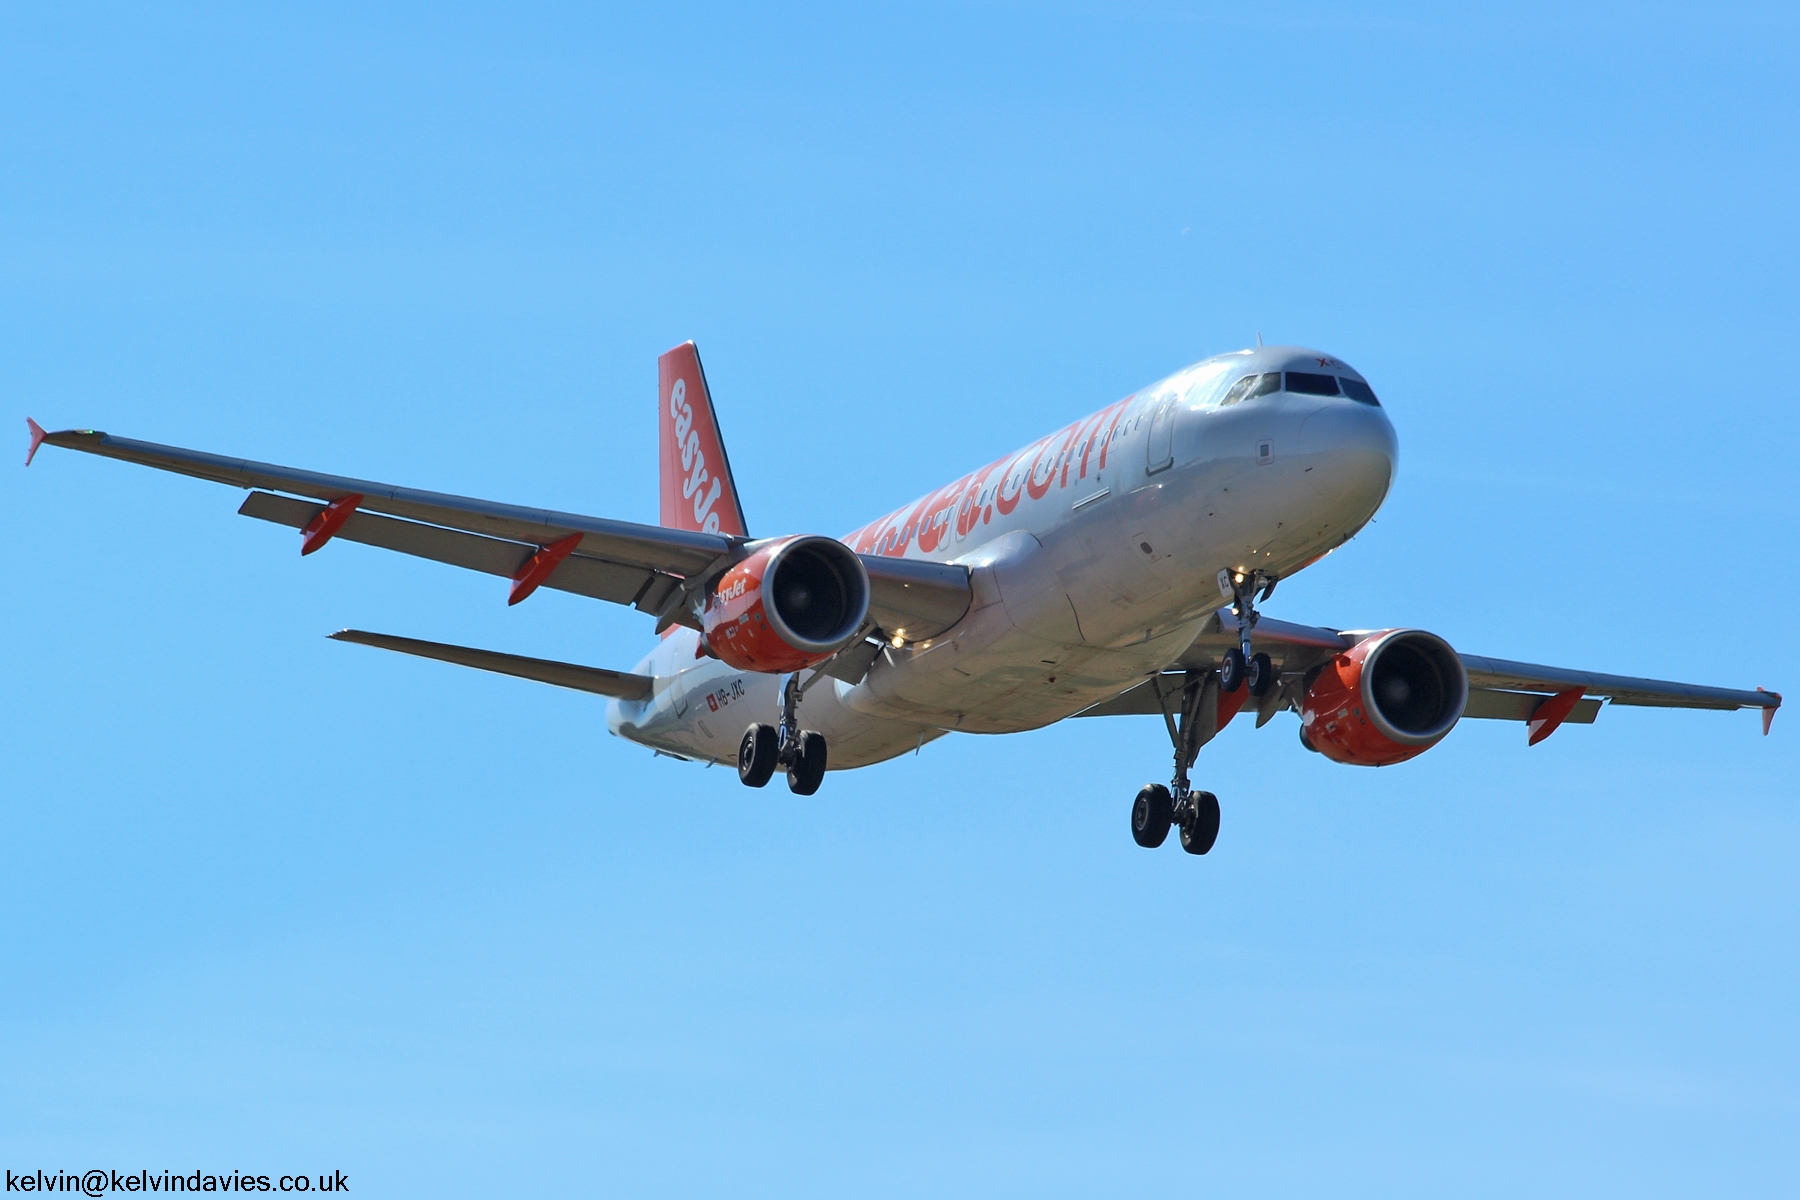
[1220,372,1282,407]
[1220,375,1258,406]
[1339,377,1381,406]
[1285,372,1340,396]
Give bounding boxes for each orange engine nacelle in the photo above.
[702,535,872,674]
[1300,629,1469,766]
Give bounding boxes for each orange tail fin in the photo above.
[658,342,748,537]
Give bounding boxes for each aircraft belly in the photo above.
[610,651,943,771]
[837,615,1202,734]
[1048,502,1172,644]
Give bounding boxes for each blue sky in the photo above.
[3,3,1796,1195]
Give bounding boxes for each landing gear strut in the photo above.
[1218,569,1277,697]
[1130,668,1222,855]
[738,674,829,795]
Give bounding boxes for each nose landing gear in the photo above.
[1130,668,1226,856]
[1131,573,1288,856]
[1217,570,1277,698]
[739,674,829,795]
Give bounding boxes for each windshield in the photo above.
[1284,372,1341,396]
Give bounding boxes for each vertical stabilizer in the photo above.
[658,342,748,537]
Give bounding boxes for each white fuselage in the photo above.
[607,345,1398,769]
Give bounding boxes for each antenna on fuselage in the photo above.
[1256,331,1263,346]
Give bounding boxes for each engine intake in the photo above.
[1301,629,1468,766]
[703,536,871,673]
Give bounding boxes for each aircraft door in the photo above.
[1146,397,1176,474]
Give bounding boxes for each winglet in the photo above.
[1759,688,1781,736]
[25,418,46,466]
[1527,688,1585,746]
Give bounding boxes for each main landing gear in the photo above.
[738,674,828,795]
[1131,782,1219,855]
[1131,668,1222,855]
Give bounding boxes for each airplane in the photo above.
[24,342,1781,856]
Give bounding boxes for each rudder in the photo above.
[658,342,748,537]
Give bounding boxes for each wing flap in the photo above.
[239,492,660,607]
[42,428,730,576]
[860,555,973,640]
[1463,688,1602,723]
[1460,654,1774,711]
[329,629,653,700]
[1082,678,1611,726]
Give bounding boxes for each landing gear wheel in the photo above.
[1179,791,1220,855]
[738,723,778,787]
[1219,647,1247,693]
[1247,652,1275,697]
[786,730,827,795]
[1131,784,1173,848]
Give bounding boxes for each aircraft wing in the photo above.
[29,425,972,639]
[1081,609,1779,734]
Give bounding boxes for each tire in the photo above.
[786,731,828,795]
[1219,647,1246,693]
[1179,791,1220,855]
[1131,784,1172,848]
[1247,652,1275,697]
[738,723,778,787]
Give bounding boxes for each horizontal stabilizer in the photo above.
[330,629,653,701]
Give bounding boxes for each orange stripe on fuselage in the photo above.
[843,394,1139,558]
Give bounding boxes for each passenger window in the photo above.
[1219,375,1257,406]
[1285,372,1340,396]
[1248,373,1281,399]
[1339,378,1381,406]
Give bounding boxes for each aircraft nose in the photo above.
[1296,399,1397,515]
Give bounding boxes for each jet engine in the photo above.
[701,535,871,673]
[1300,629,1468,766]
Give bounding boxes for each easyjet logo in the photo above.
[670,377,724,534]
